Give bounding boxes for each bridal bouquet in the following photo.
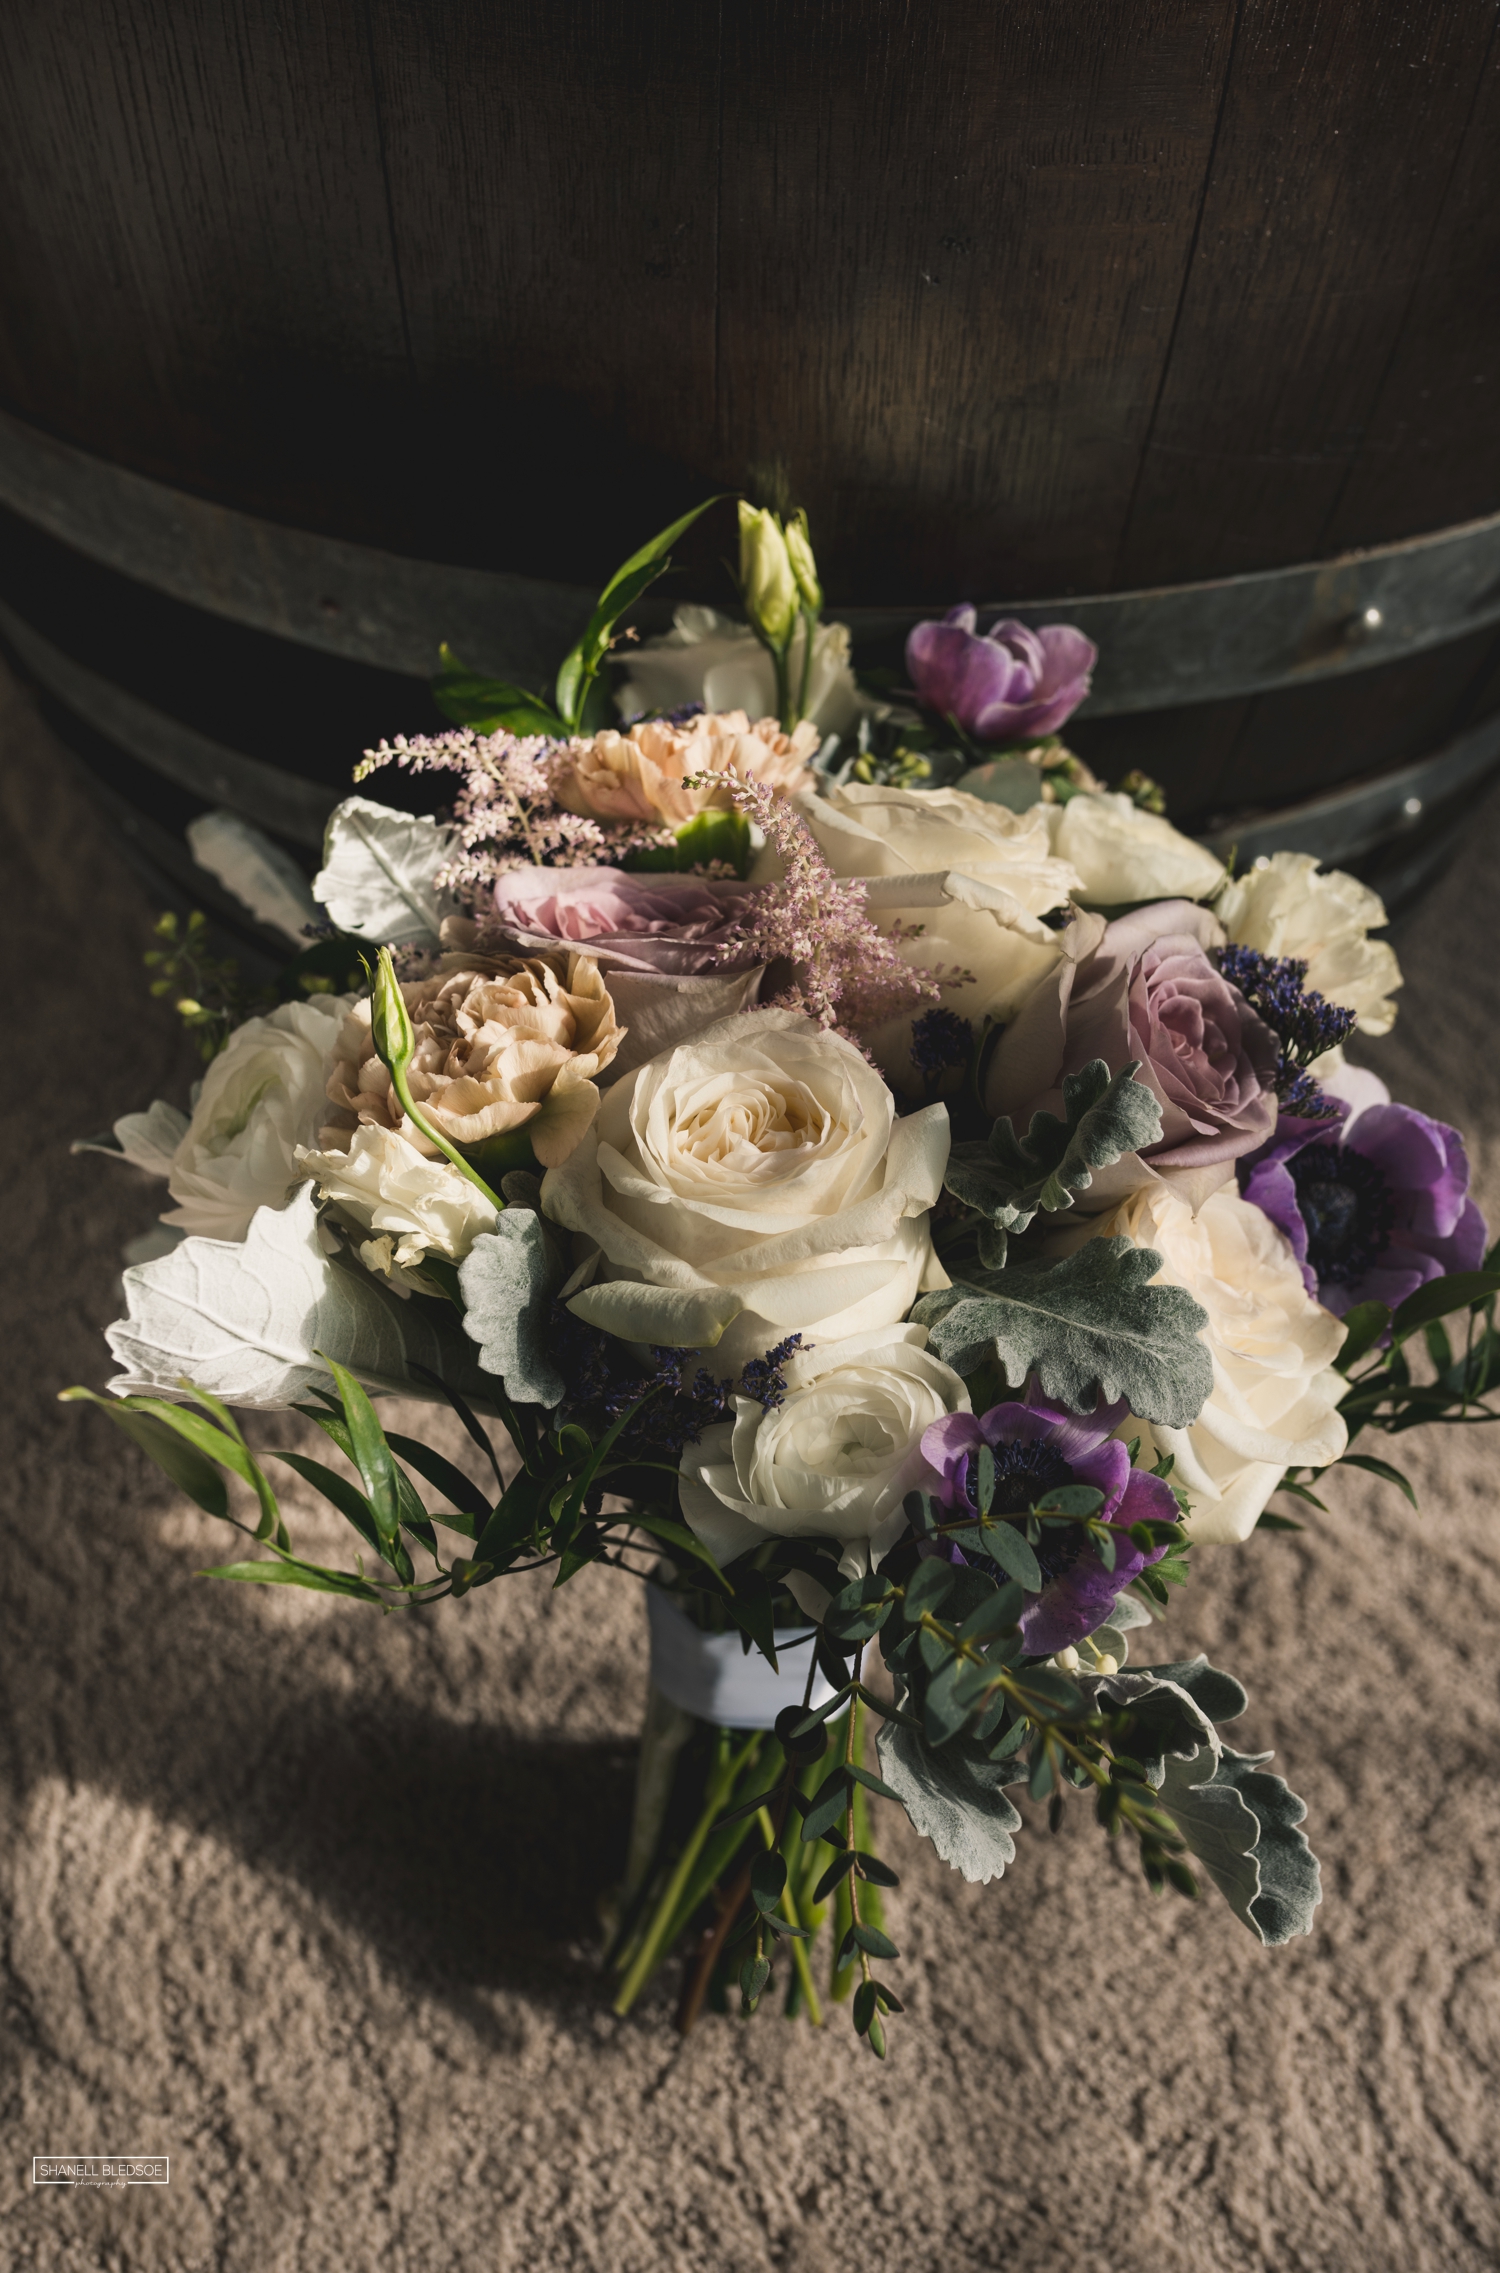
[71,501,1499,2051]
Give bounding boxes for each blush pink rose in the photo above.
[487,865,758,976]
[985,900,1278,1183]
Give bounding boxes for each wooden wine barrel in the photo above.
[1,0,1499,943]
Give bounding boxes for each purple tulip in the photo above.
[905,608,1097,745]
[1240,1096,1487,1316]
[919,1389,1179,1656]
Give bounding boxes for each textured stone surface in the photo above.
[3,662,1500,2271]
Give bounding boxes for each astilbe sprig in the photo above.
[687,770,963,1034]
[356,729,672,900]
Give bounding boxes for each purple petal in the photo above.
[943,604,978,634]
[1034,623,1099,694]
[984,620,1049,680]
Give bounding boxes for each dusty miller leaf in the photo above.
[458,1211,567,1408]
[945,1059,1163,1232]
[876,1714,1023,1886]
[912,1237,1212,1428]
[1156,1745,1321,1946]
[104,1186,501,1412]
[313,796,458,946]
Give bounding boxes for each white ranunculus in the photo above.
[789,783,1082,1080]
[1045,791,1225,907]
[163,995,356,1242]
[613,604,861,735]
[1214,850,1402,1035]
[541,1009,950,1370]
[1105,1182,1348,1545]
[295,1121,499,1285]
[679,1325,970,1579]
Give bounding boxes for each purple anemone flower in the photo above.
[905,608,1096,745]
[918,1389,1179,1656]
[1240,1098,1486,1316]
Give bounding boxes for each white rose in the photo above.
[541,1009,950,1369]
[1105,1182,1348,1545]
[1214,850,1402,1035]
[679,1325,970,1580]
[614,604,861,735]
[163,994,356,1241]
[295,1121,499,1284]
[789,782,1083,1079]
[1045,791,1225,906]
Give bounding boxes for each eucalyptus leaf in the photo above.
[876,1716,1024,1886]
[1156,1744,1321,1945]
[914,1238,1212,1428]
[104,1186,504,1412]
[944,1059,1163,1232]
[457,1210,567,1408]
[312,796,458,946]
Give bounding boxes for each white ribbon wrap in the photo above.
[645,1586,838,1731]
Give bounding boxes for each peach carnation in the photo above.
[554,709,819,828]
[319,952,623,1171]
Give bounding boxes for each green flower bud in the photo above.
[784,509,822,613]
[738,501,797,648]
[366,945,415,1078]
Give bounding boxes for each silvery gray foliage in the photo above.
[105,1186,498,1410]
[1088,1656,1319,1944]
[458,1211,567,1408]
[876,1715,1024,1886]
[944,1059,1163,1236]
[1156,1746,1322,1946]
[312,796,458,947]
[913,1237,1213,1428]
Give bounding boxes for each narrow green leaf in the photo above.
[1334,1300,1391,1373]
[385,1434,491,1524]
[61,1389,228,1520]
[316,1351,402,1543]
[1391,1271,1500,1342]
[1338,1451,1419,1509]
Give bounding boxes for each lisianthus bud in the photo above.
[785,509,822,612]
[738,502,797,647]
[366,945,415,1076]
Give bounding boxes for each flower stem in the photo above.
[613,1728,761,2017]
[756,1806,823,2027]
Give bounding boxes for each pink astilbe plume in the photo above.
[688,771,958,1033]
[356,730,673,902]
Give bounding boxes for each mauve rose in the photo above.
[986,900,1278,1190]
[905,609,1096,744]
[488,866,758,977]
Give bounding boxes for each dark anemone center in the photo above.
[966,1438,1074,1518]
[1286,1142,1396,1283]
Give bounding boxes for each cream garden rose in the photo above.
[1044,791,1225,907]
[541,1009,950,1369]
[163,993,356,1241]
[1104,1181,1348,1544]
[1214,850,1402,1035]
[788,782,1084,1080]
[679,1325,970,1582]
[555,709,819,829]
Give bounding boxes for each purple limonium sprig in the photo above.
[1212,944,1356,1117]
[905,609,1096,746]
[552,1307,807,1467]
[1240,1099,1487,1316]
[909,1006,974,1093]
[919,1390,1179,1656]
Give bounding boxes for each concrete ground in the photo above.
[3,657,1500,2272]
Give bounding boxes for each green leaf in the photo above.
[431,645,565,737]
[271,1450,380,1553]
[1391,1270,1500,1342]
[385,1434,491,1526]
[457,1211,566,1408]
[623,1510,733,1590]
[914,1237,1213,1429]
[1337,1451,1419,1509]
[970,1518,1043,1593]
[129,1393,281,1541]
[1334,1300,1391,1372]
[944,1059,1163,1233]
[197,1555,383,1600]
[473,1467,552,1568]
[61,1389,228,1520]
[749,1851,787,1915]
[876,1716,1023,1885]
[316,1352,402,1544]
[553,496,729,728]
[1156,1745,1321,1945]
